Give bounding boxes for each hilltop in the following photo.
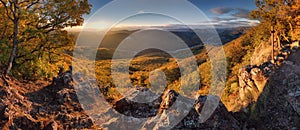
[1,27,300,129]
[0,46,299,129]
[1,0,299,129]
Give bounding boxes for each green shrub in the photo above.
[13,55,71,80]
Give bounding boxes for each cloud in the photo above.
[212,17,240,22]
[210,7,251,19]
[232,8,251,19]
[210,7,234,15]
[197,17,260,28]
[217,20,260,27]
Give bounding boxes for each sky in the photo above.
[68,0,259,30]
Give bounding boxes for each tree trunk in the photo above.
[5,18,18,75]
[5,0,19,75]
[276,35,281,49]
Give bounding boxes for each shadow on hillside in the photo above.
[25,79,73,105]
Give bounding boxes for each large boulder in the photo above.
[143,89,193,130]
[101,89,241,129]
[291,41,299,51]
[157,89,179,114]
[173,95,240,129]
[251,41,273,66]
[238,66,268,108]
[113,86,162,118]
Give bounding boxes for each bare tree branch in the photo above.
[26,0,39,10]
[0,0,14,21]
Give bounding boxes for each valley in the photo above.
[0,0,299,129]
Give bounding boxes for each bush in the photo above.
[13,55,71,80]
[8,30,75,80]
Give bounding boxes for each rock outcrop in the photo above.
[99,88,240,129]
[234,42,300,129]
[238,64,271,108]
[0,71,97,129]
[238,41,297,109]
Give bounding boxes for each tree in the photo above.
[251,0,300,42]
[0,0,19,75]
[289,0,300,41]
[250,0,300,62]
[0,0,91,79]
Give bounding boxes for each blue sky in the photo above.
[76,0,259,30]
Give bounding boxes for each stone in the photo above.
[127,85,158,103]
[238,65,268,108]
[12,116,40,129]
[291,41,299,50]
[63,73,72,86]
[195,95,207,114]
[281,51,290,57]
[250,68,267,92]
[44,121,59,130]
[284,60,294,65]
[158,90,179,114]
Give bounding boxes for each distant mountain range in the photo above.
[70,26,250,60]
[70,26,250,49]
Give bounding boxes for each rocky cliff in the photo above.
[237,41,298,109]
[233,41,300,129]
